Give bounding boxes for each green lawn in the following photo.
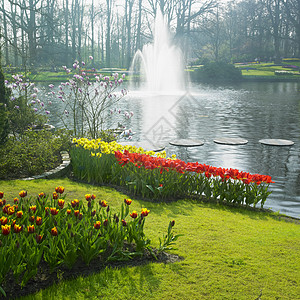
[1,178,299,300]
[237,62,300,79]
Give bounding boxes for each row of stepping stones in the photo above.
[121,138,294,152]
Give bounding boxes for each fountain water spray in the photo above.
[130,10,185,93]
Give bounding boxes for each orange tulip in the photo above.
[0,191,3,199]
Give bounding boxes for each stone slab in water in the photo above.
[214,138,248,145]
[169,139,204,147]
[259,139,294,146]
[119,141,165,152]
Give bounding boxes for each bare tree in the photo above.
[283,0,300,56]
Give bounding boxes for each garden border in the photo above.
[22,151,71,181]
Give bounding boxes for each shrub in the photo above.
[192,61,243,83]
[4,74,48,135]
[0,129,72,179]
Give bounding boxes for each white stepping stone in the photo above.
[119,141,165,152]
[214,138,248,145]
[169,139,204,147]
[259,139,294,146]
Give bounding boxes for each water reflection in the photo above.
[40,81,300,218]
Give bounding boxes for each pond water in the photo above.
[45,81,300,219]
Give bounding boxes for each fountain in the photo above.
[130,10,185,92]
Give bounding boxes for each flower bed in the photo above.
[0,187,179,297]
[71,138,274,208]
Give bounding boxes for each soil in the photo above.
[1,249,182,299]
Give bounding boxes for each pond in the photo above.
[45,81,300,219]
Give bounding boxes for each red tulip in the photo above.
[55,186,64,194]
[100,200,108,207]
[85,194,92,201]
[0,216,8,225]
[124,198,132,205]
[7,206,15,215]
[141,208,150,217]
[27,225,35,234]
[130,211,138,219]
[71,199,79,208]
[51,227,58,236]
[93,221,101,229]
[1,224,11,236]
[19,190,27,198]
[35,234,43,243]
[50,207,59,215]
[30,205,37,213]
[58,199,65,209]
[38,192,46,198]
[36,216,42,226]
[16,211,23,218]
[14,224,22,233]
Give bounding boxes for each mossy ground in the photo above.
[0,178,299,300]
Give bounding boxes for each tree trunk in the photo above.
[106,0,112,67]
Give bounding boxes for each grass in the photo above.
[236,62,300,79]
[1,177,299,299]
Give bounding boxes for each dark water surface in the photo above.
[47,81,300,218]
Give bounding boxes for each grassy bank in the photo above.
[236,62,300,81]
[1,178,299,300]
[4,62,300,83]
